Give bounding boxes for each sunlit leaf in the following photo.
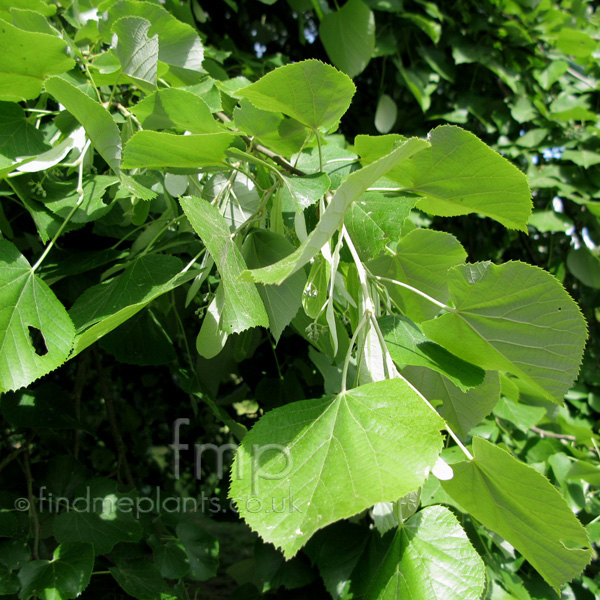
[230,378,444,558]
[122,131,234,169]
[422,261,587,402]
[180,196,269,333]
[238,59,356,131]
[0,240,75,393]
[45,76,122,172]
[0,18,74,101]
[442,437,592,592]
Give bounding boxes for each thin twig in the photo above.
[531,426,576,441]
[216,111,307,176]
[95,351,135,488]
[23,451,40,559]
[0,432,36,474]
[72,350,90,459]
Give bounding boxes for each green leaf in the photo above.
[389,125,532,231]
[230,378,445,558]
[53,478,143,554]
[149,538,189,579]
[1,383,89,430]
[527,210,572,233]
[205,172,260,230]
[354,134,406,165]
[112,17,158,90]
[0,240,75,393]
[196,285,228,359]
[242,230,307,342]
[233,99,309,156]
[302,256,329,320]
[561,149,600,168]
[104,0,204,72]
[99,308,176,365]
[69,254,195,354]
[305,522,368,600]
[0,0,55,20]
[130,88,222,133]
[379,315,484,390]
[567,248,600,289]
[395,60,439,112]
[320,0,375,78]
[238,59,356,131]
[0,18,74,102]
[0,567,19,596]
[403,367,501,438]
[344,192,417,260]
[422,261,588,402]
[554,28,597,59]
[39,175,119,224]
[244,137,430,285]
[368,229,467,322]
[280,172,331,212]
[9,7,58,36]
[180,197,269,333]
[442,437,592,591]
[122,131,234,169]
[0,102,49,174]
[493,396,546,432]
[0,538,30,570]
[110,561,178,600]
[176,514,219,581]
[366,506,486,600]
[374,94,397,134]
[18,543,94,600]
[45,76,122,172]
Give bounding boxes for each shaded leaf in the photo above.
[110,561,178,600]
[69,254,195,354]
[1,383,89,431]
[176,514,219,581]
[344,192,417,259]
[243,230,307,342]
[18,543,93,600]
[366,506,486,600]
[369,228,467,322]
[403,367,501,438]
[0,102,49,174]
[53,479,143,554]
[280,172,331,212]
[379,315,484,390]
[320,0,375,78]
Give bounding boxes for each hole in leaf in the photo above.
[28,327,48,356]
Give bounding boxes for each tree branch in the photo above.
[216,111,308,176]
[531,425,576,441]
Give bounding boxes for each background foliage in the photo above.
[0,0,599,599]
